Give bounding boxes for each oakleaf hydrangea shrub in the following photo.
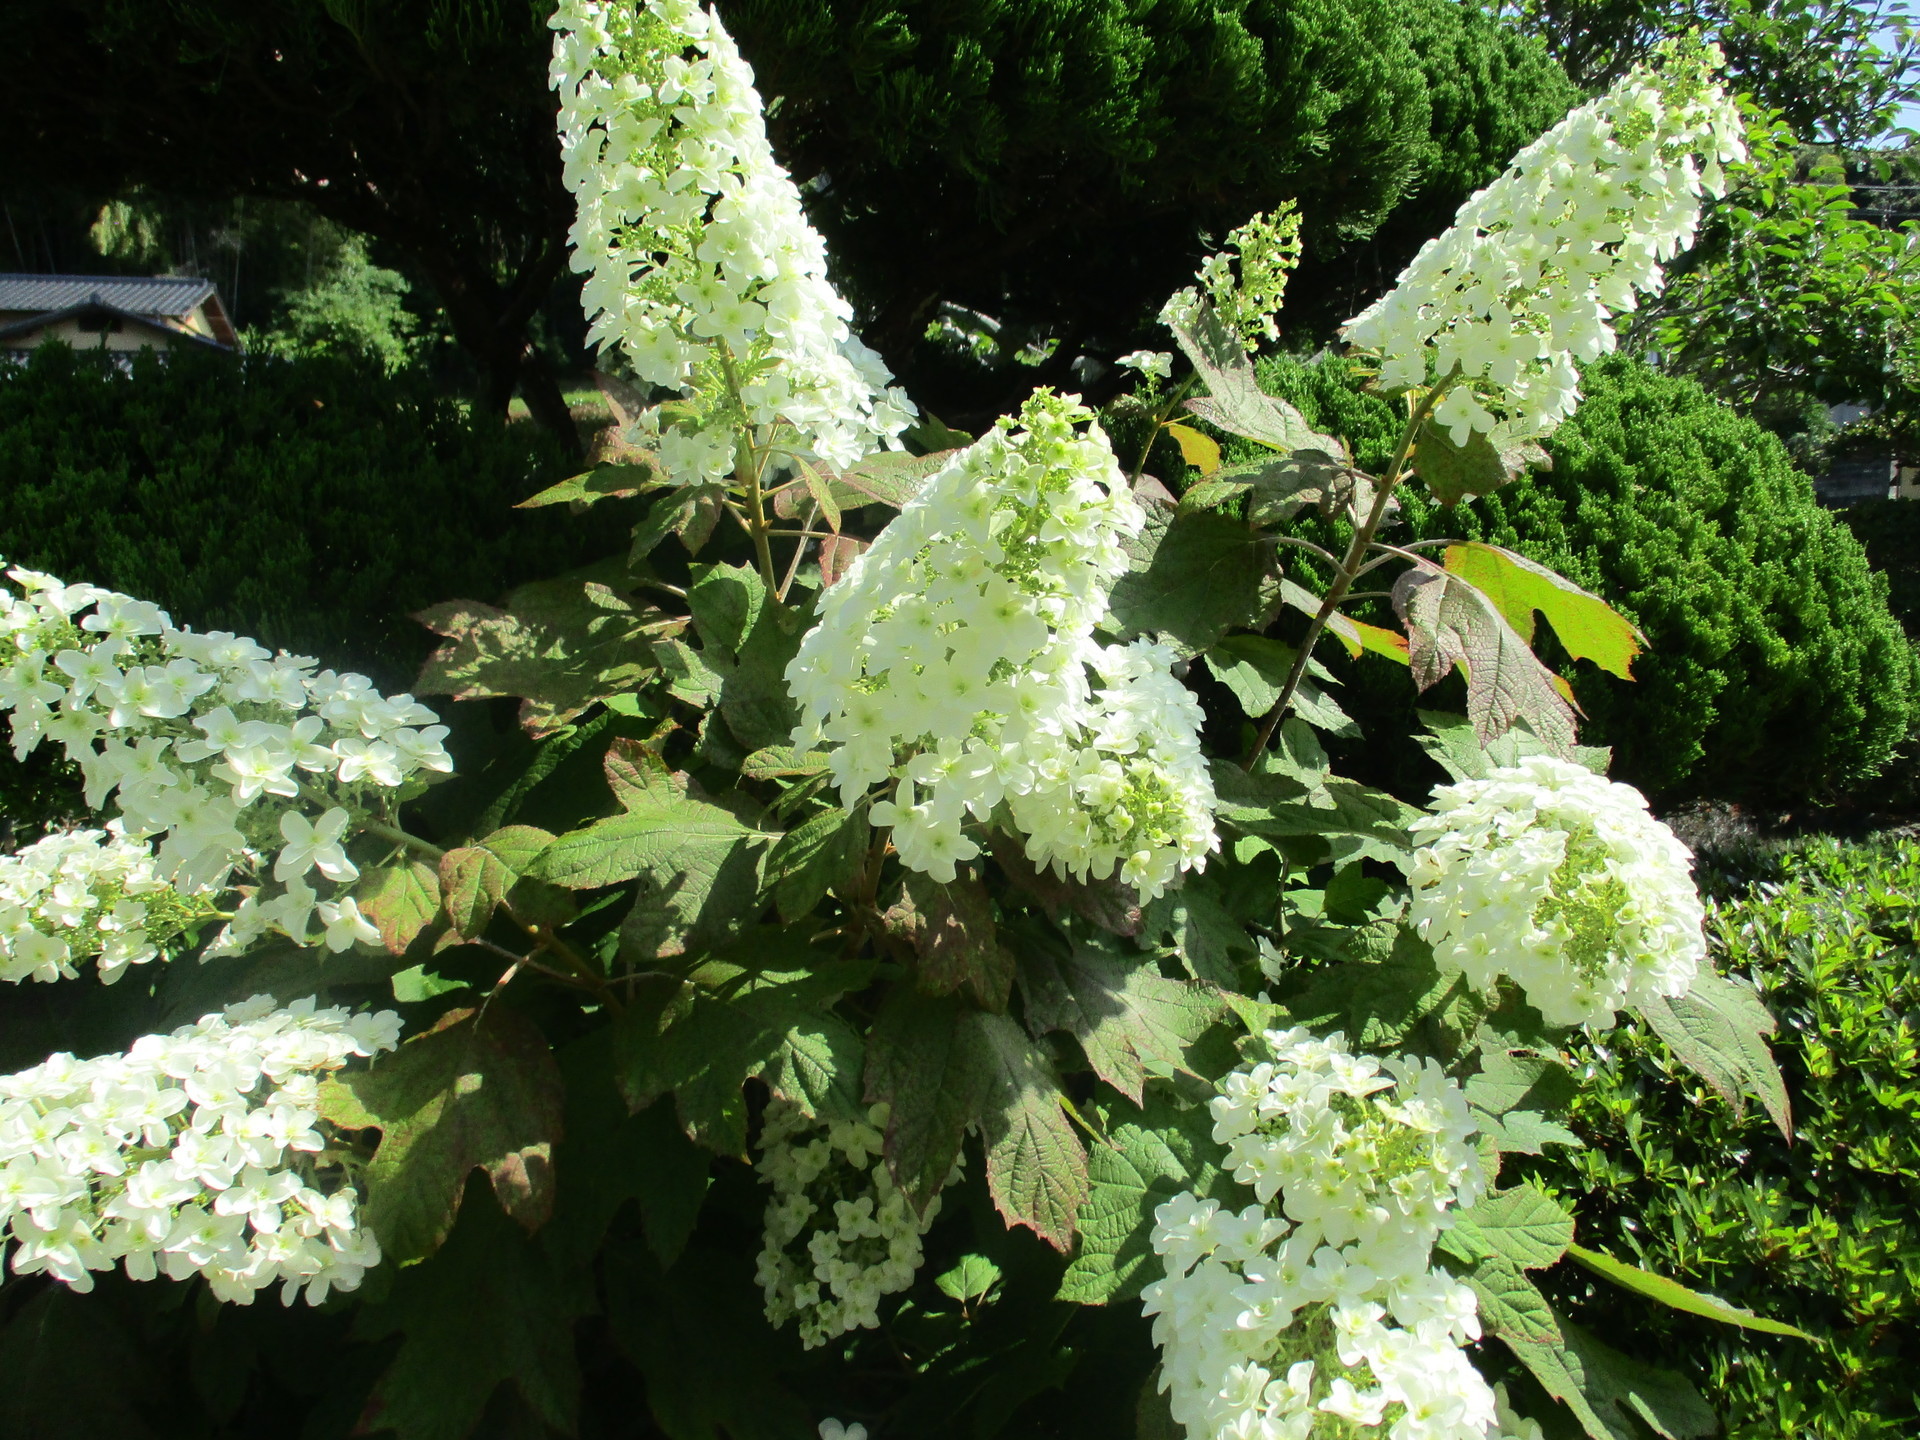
[1407,756,1705,1027]
[1241,354,1917,804]
[1345,41,1744,451]
[0,566,450,956]
[1146,1029,1495,1440]
[756,1100,945,1349]
[0,19,1811,1440]
[1522,839,1920,1440]
[787,391,1217,897]
[550,0,915,478]
[0,995,397,1304]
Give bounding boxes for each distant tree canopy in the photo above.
[1513,0,1918,146]
[0,0,1577,431]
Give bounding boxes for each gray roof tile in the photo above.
[0,274,216,317]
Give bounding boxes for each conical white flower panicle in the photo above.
[754,1100,940,1349]
[0,826,218,986]
[549,0,916,479]
[785,391,1218,900]
[0,996,399,1305]
[0,565,451,959]
[1406,756,1706,1027]
[1144,1027,1495,1440]
[1342,40,1745,450]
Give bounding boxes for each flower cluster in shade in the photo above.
[1144,1027,1502,1440]
[755,1100,940,1350]
[1163,203,1304,352]
[0,995,398,1305]
[549,0,915,482]
[0,826,220,986]
[1341,40,1745,449]
[0,566,453,960]
[784,391,1219,899]
[1405,756,1705,1029]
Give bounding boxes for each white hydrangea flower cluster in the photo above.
[1405,756,1705,1028]
[1164,204,1304,350]
[0,826,220,985]
[1143,1027,1495,1440]
[785,391,1218,899]
[754,1099,940,1350]
[1342,41,1745,449]
[549,0,915,479]
[0,995,399,1305]
[0,566,452,958]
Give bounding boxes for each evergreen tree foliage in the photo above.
[726,0,1577,408]
[1256,354,1918,802]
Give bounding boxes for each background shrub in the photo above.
[1839,497,1920,635]
[0,343,605,690]
[1249,354,1920,804]
[1517,838,1920,1440]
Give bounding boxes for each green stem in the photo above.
[1242,372,1455,768]
[1129,374,1200,487]
[358,816,447,862]
[718,344,779,592]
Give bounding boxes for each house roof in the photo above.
[0,300,232,352]
[0,273,217,318]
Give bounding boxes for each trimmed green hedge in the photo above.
[1255,354,1919,803]
[0,343,605,690]
[1520,838,1920,1439]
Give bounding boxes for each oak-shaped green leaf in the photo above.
[614,952,867,1155]
[531,790,771,890]
[1411,418,1549,505]
[1392,561,1577,754]
[1018,933,1222,1103]
[1442,1183,1574,1272]
[767,806,869,922]
[1444,542,1644,680]
[936,1254,1004,1305]
[1057,1092,1230,1305]
[319,1006,565,1264]
[886,871,1011,1011]
[356,859,443,955]
[687,562,765,656]
[1637,968,1791,1140]
[865,987,998,1210]
[1141,882,1256,987]
[352,1186,591,1440]
[437,825,554,941]
[740,745,831,781]
[1165,296,1343,457]
[517,460,653,509]
[1109,511,1274,656]
[414,577,678,738]
[972,1010,1090,1251]
[1203,633,1357,737]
